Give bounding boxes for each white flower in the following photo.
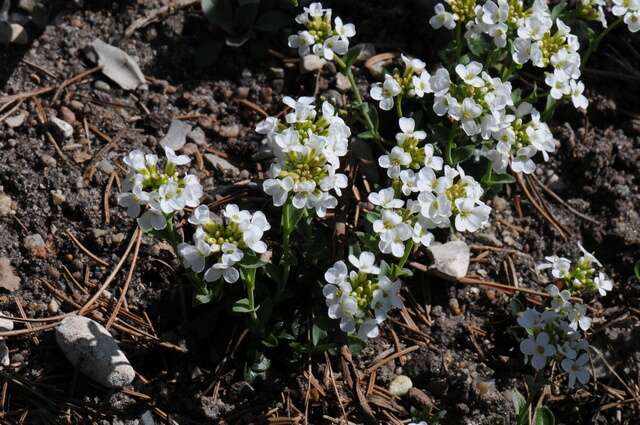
[538,256,572,279]
[396,117,427,143]
[370,75,401,111]
[454,198,490,232]
[568,303,591,331]
[334,16,356,39]
[378,146,412,178]
[204,243,243,283]
[189,204,213,226]
[545,71,571,100]
[374,210,413,257]
[561,353,591,388]
[455,62,484,88]
[325,260,349,285]
[368,187,404,209]
[430,68,451,96]
[288,31,315,57]
[372,276,403,319]
[594,272,613,296]
[412,71,432,97]
[510,145,537,174]
[569,80,588,110]
[429,3,456,29]
[164,147,191,166]
[263,177,294,207]
[157,181,185,214]
[357,319,380,340]
[348,252,381,274]
[625,11,640,32]
[520,332,556,369]
[401,54,426,74]
[178,239,212,273]
[138,210,166,231]
[577,242,602,267]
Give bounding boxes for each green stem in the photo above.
[445,127,457,165]
[334,56,386,151]
[395,240,414,277]
[455,23,462,61]
[582,18,623,70]
[395,94,404,118]
[242,267,258,320]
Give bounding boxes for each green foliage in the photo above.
[535,407,556,425]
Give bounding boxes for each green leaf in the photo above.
[550,1,567,21]
[254,10,291,32]
[365,211,381,224]
[535,407,555,425]
[342,45,363,68]
[634,260,640,281]
[466,35,492,57]
[512,389,527,417]
[357,130,375,140]
[232,298,257,313]
[312,322,328,346]
[450,145,475,164]
[240,254,265,269]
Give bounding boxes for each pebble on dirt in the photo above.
[427,240,470,279]
[23,233,48,258]
[301,54,326,73]
[0,257,21,292]
[389,375,413,396]
[55,316,135,388]
[204,153,239,176]
[0,192,16,216]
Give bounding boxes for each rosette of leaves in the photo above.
[201,0,295,47]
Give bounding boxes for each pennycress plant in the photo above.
[509,243,614,424]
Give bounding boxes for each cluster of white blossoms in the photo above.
[518,243,613,387]
[257,97,350,217]
[369,55,432,111]
[323,252,403,340]
[179,204,270,284]
[613,0,640,32]
[118,148,203,232]
[366,118,490,258]
[288,2,356,60]
[430,0,589,110]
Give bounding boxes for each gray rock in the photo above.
[160,120,192,151]
[354,43,376,63]
[301,54,326,73]
[97,159,115,175]
[187,127,206,146]
[5,111,27,128]
[0,23,28,45]
[217,124,240,139]
[0,258,20,292]
[427,241,470,278]
[24,233,45,251]
[0,193,14,216]
[50,190,66,205]
[335,72,351,92]
[204,154,239,176]
[93,80,111,92]
[55,316,135,388]
[92,39,146,90]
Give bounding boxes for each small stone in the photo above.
[0,315,14,332]
[72,150,92,164]
[69,100,85,112]
[449,298,462,316]
[55,316,135,388]
[48,298,60,314]
[354,43,376,63]
[96,159,115,175]
[0,23,28,45]
[24,234,48,258]
[51,190,66,205]
[187,127,206,146]
[389,375,413,396]
[40,153,57,167]
[140,411,155,425]
[427,241,470,278]
[204,154,239,176]
[5,110,28,128]
[18,0,37,13]
[60,106,76,125]
[301,54,326,73]
[50,116,74,139]
[335,72,351,92]
[364,53,394,80]
[180,143,199,156]
[0,257,20,292]
[112,233,126,244]
[0,193,15,216]
[217,124,240,139]
[94,80,111,91]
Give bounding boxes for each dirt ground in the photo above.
[0,1,639,424]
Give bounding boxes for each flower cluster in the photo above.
[288,2,356,60]
[323,252,403,340]
[429,0,478,29]
[518,244,614,388]
[118,148,203,232]
[510,0,588,108]
[257,97,350,217]
[179,204,270,284]
[369,55,431,111]
[366,118,490,258]
[613,0,640,32]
